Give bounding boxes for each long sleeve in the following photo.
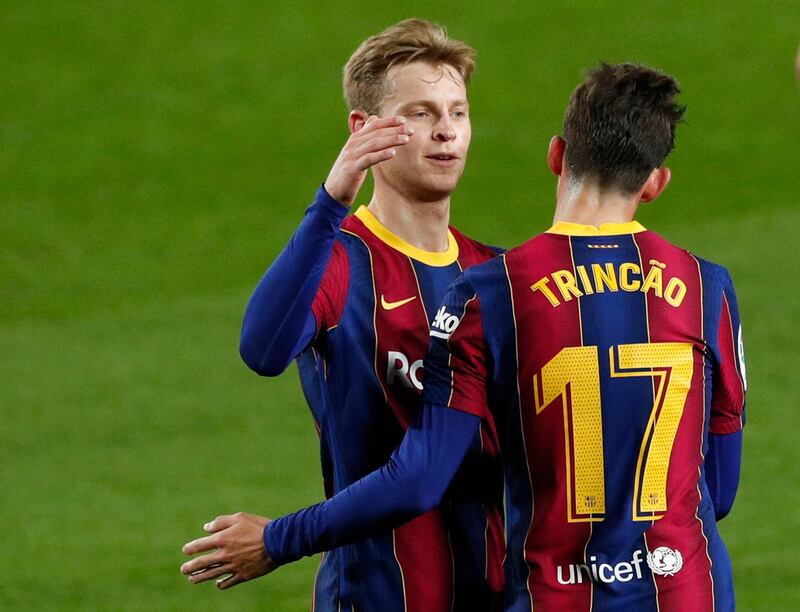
[264,405,480,565]
[704,430,742,521]
[239,185,349,376]
[704,267,746,520]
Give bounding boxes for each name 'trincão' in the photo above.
[530,260,687,308]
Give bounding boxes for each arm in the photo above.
[265,273,492,564]
[266,405,480,563]
[239,115,414,376]
[181,405,479,580]
[239,186,348,375]
[266,271,490,563]
[705,269,747,520]
[181,271,489,588]
[704,430,742,521]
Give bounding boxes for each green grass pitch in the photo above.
[2,1,798,609]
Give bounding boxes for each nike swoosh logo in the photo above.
[380,295,418,311]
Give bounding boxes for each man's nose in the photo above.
[432,115,456,142]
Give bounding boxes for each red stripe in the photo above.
[710,295,745,434]
[635,233,714,611]
[479,423,506,597]
[311,240,350,330]
[506,235,592,611]
[448,295,489,415]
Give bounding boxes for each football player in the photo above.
[181,18,504,612]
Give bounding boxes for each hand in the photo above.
[181,512,278,590]
[324,115,413,206]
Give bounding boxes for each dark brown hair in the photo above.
[563,63,685,193]
[343,19,476,115]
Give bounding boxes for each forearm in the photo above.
[264,405,480,565]
[240,185,348,375]
[704,430,742,521]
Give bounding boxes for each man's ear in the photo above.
[639,167,672,203]
[547,136,566,176]
[348,110,369,134]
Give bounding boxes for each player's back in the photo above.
[467,221,744,611]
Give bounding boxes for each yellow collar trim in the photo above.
[354,206,459,266]
[546,220,647,236]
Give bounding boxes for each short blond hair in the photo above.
[343,19,476,115]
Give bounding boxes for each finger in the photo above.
[182,534,220,556]
[204,514,236,533]
[354,124,414,146]
[187,563,235,585]
[357,115,407,134]
[217,573,245,590]
[355,148,398,171]
[354,132,410,156]
[181,551,224,575]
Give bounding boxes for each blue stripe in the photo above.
[411,259,463,323]
[570,235,658,611]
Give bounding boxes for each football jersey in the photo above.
[298,206,505,612]
[424,221,746,612]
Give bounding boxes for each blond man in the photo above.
[182,19,505,611]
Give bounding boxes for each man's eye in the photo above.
[453,110,467,118]
[412,111,428,118]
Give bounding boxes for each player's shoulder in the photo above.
[693,253,735,291]
[497,231,556,268]
[458,232,555,287]
[340,213,363,237]
[335,214,374,255]
[643,230,735,290]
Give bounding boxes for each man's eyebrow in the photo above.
[397,99,469,109]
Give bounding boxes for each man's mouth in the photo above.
[425,153,460,165]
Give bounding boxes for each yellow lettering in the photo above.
[531,277,561,307]
[619,263,641,291]
[641,265,664,298]
[576,265,594,295]
[592,263,618,293]
[552,270,584,302]
[664,277,687,307]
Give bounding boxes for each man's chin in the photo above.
[414,181,460,203]
[422,170,464,195]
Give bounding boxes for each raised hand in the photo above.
[324,115,413,206]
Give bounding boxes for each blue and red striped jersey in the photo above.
[298,205,504,612]
[424,221,746,612]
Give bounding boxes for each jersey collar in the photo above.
[354,206,459,266]
[546,220,647,236]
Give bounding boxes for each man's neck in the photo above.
[552,180,639,227]
[366,185,451,252]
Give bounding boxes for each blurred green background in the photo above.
[2,1,798,609]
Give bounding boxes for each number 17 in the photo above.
[532,342,694,523]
